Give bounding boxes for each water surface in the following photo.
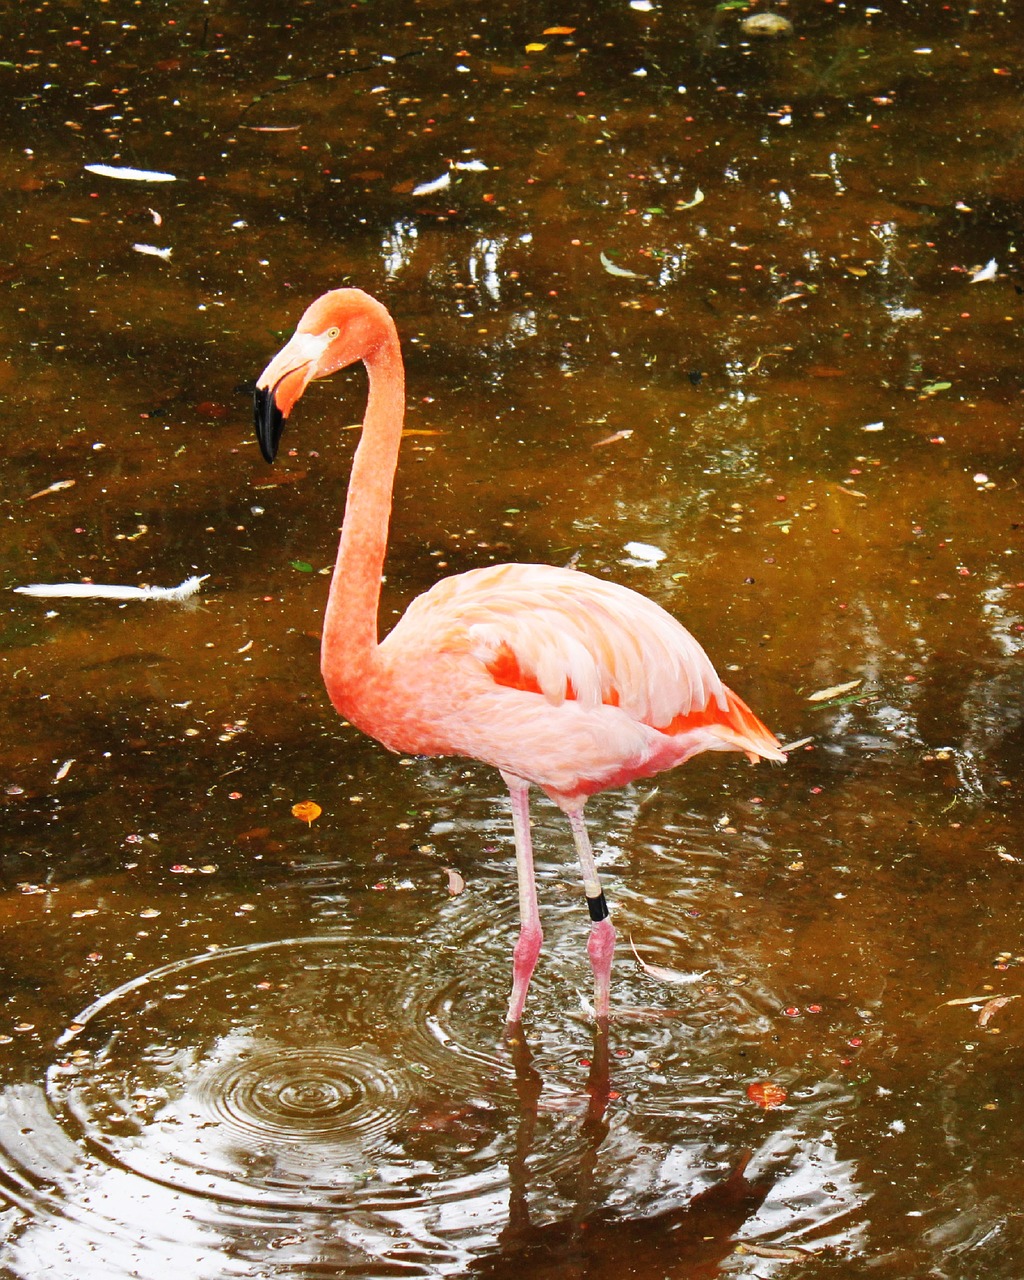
[2,1,1024,1275]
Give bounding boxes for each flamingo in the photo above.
[254,288,784,1025]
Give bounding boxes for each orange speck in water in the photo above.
[747,1081,788,1109]
[291,801,322,826]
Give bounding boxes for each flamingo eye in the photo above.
[326,326,340,340]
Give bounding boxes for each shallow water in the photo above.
[2,0,1024,1275]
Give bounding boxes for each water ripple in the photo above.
[46,935,522,1215]
[0,915,869,1276]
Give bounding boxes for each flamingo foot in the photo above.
[587,917,616,1021]
[507,921,543,1024]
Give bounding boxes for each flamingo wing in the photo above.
[398,563,780,751]
[461,565,722,724]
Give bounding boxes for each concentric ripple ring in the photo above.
[45,934,519,1209]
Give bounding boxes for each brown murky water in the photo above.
[2,0,1024,1275]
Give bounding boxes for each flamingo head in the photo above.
[254,288,394,463]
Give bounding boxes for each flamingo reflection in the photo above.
[470,1031,772,1278]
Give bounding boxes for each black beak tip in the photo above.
[253,385,286,464]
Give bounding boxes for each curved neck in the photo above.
[321,328,405,686]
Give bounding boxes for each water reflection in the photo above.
[471,1033,771,1279]
[383,218,420,280]
[0,921,867,1277]
[467,237,504,302]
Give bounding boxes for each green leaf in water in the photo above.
[922,381,952,395]
[290,560,314,573]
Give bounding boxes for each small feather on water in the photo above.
[622,541,666,564]
[978,994,1019,1026]
[629,935,707,985]
[133,243,172,261]
[593,429,634,447]
[412,172,451,196]
[14,575,208,602]
[970,258,998,283]
[27,479,75,501]
[600,250,648,279]
[84,163,177,182]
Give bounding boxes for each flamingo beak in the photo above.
[253,332,329,463]
[253,384,287,464]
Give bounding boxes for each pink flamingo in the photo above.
[254,289,784,1025]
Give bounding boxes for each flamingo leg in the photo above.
[567,808,616,1021]
[502,772,543,1025]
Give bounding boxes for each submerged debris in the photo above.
[943,993,1020,1027]
[806,679,862,702]
[444,867,466,896]
[740,12,794,37]
[746,1081,788,1109]
[737,1241,813,1261]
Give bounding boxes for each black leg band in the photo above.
[586,891,609,922]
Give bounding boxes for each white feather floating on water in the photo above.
[132,243,173,261]
[84,163,177,183]
[411,172,451,196]
[622,541,666,565]
[600,250,648,279]
[14,575,208,602]
[628,936,708,985]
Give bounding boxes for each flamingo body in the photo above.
[344,561,780,807]
[254,288,784,1024]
